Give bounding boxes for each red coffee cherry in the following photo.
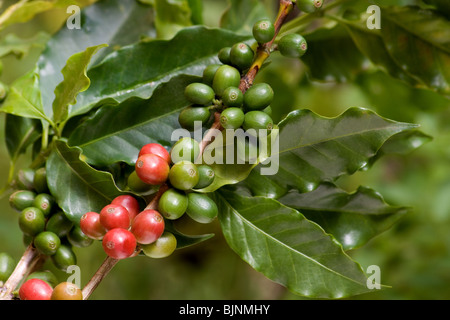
[19,278,53,300]
[138,143,171,164]
[100,204,131,231]
[130,209,165,245]
[111,195,140,221]
[135,153,170,185]
[102,228,137,260]
[80,211,106,240]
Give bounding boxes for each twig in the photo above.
[81,256,119,300]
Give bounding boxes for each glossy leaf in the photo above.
[214,187,372,298]
[52,44,107,124]
[253,107,418,195]
[67,75,197,166]
[164,220,214,249]
[4,114,41,162]
[153,0,192,40]
[220,0,274,34]
[0,0,53,31]
[0,32,49,59]
[278,182,409,250]
[46,140,129,224]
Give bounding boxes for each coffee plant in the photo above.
[0,0,448,300]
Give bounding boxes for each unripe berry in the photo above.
[212,65,241,97]
[169,161,199,191]
[278,33,308,58]
[141,232,177,259]
[252,19,275,43]
[158,188,188,220]
[220,107,245,130]
[184,83,215,106]
[178,106,211,131]
[51,282,83,300]
[218,47,232,65]
[230,42,254,71]
[51,245,77,272]
[186,193,219,224]
[296,0,323,13]
[243,83,274,111]
[34,231,61,256]
[194,165,215,189]
[222,86,243,108]
[170,137,200,163]
[19,207,45,237]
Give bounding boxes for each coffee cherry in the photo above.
[102,228,137,259]
[34,231,61,256]
[243,83,274,111]
[169,161,199,190]
[194,165,215,189]
[212,65,241,97]
[141,231,177,259]
[178,106,211,131]
[278,33,308,58]
[51,282,83,300]
[19,207,45,237]
[0,252,15,282]
[222,86,243,108]
[9,190,36,211]
[26,270,58,288]
[138,143,171,164]
[252,19,275,43]
[184,83,215,106]
[33,167,49,194]
[130,209,165,244]
[186,193,218,224]
[135,153,170,185]
[218,47,232,64]
[296,0,323,13]
[15,168,35,191]
[243,111,274,135]
[51,244,77,271]
[100,204,131,231]
[170,137,200,163]
[127,170,158,193]
[230,42,254,71]
[80,211,106,240]
[220,107,245,130]
[33,193,55,217]
[111,195,140,221]
[45,211,73,238]
[19,278,53,300]
[67,226,93,248]
[158,188,188,220]
[202,64,221,86]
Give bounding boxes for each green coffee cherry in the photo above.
[184,83,215,106]
[158,188,188,220]
[169,161,199,191]
[45,211,73,238]
[220,107,245,130]
[67,226,94,248]
[296,0,323,13]
[16,168,35,191]
[127,170,158,194]
[34,231,61,256]
[51,244,77,272]
[19,207,46,237]
[33,193,55,217]
[178,106,211,131]
[252,19,275,43]
[222,86,243,108]
[202,64,221,86]
[141,231,177,258]
[243,111,274,135]
[194,165,215,189]
[218,47,232,65]
[243,83,274,111]
[26,270,58,288]
[186,193,218,224]
[0,252,15,282]
[278,33,308,58]
[33,167,49,194]
[230,42,254,71]
[170,137,200,163]
[212,65,241,97]
[9,190,37,211]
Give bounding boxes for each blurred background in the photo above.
[0,0,449,299]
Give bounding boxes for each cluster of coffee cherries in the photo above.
[8,168,89,272]
[18,278,82,300]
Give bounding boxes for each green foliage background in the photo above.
[0,0,449,299]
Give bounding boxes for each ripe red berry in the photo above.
[138,143,171,164]
[19,278,53,300]
[111,195,140,221]
[135,153,170,185]
[80,211,106,240]
[102,228,137,260]
[100,204,131,231]
[130,209,165,245]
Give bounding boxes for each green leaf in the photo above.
[278,182,409,250]
[0,32,50,59]
[381,6,450,96]
[37,0,156,119]
[220,0,274,34]
[4,114,41,162]
[187,0,203,25]
[67,75,197,166]
[214,187,372,298]
[154,0,192,40]
[46,140,130,224]
[164,220,214,249]
[52,44,107,124]
[0,0,53,31]
[253,107,418,195]
[70,26,251,118]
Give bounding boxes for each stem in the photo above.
[239,0,294,93]
[81,256,119,300]
[0,244,43,300]
[199,112,222,156]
